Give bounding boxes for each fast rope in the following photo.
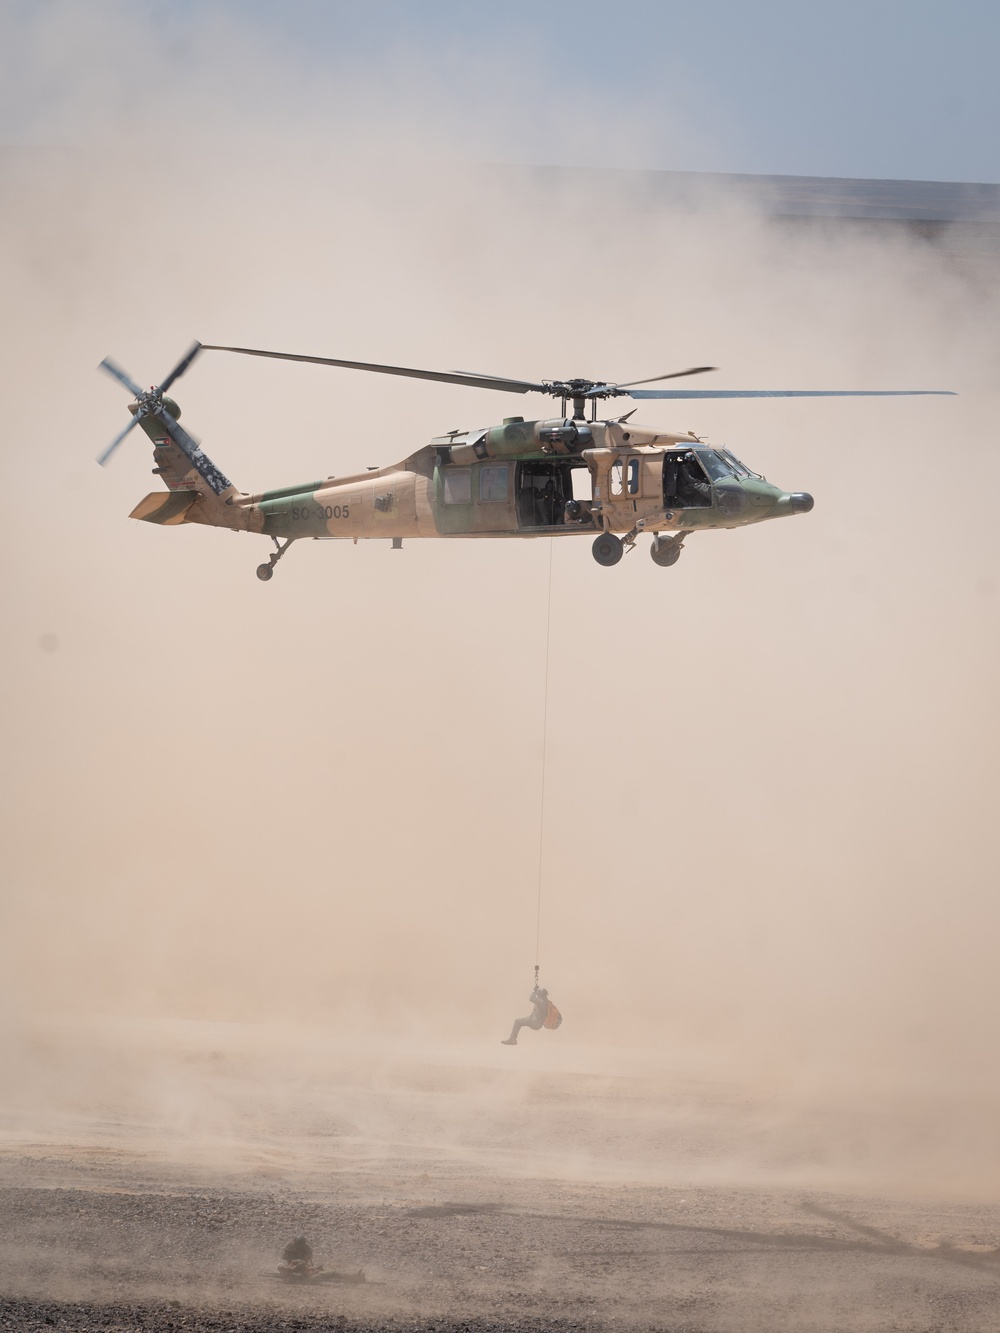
[534,538,554,978]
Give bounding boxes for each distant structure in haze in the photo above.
[508,165,1000,277]
[7,146,995,276]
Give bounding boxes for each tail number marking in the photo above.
[291,504,350,521]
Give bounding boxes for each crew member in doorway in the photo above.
[681,452,712,506]
[501,983,561,1045]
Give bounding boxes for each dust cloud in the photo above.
[1,2,999,1206]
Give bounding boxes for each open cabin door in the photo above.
[516,459,594,530]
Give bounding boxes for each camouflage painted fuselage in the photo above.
[128,408,813,546]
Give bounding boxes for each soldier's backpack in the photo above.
[543,1000,562,1030]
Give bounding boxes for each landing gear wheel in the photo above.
[592,533,624,567]
[255,537,296,580]
[650,536,683,568]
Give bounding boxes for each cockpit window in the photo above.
[718,448,760,479]
[696,450,734,482]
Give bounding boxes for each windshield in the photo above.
[718,447,761,479]
[696,449,735,482]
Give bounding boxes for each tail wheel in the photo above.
[592,533,624,567]
[650,536,683,567]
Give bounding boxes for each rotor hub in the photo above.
[543,378,625,401]
[131,389,180,420]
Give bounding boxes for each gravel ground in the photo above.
[0,1300,593,1333]
[2,1168,999,1332]
[2,1028,999,1331]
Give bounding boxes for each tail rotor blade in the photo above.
[152,405,200,455]
[98,356,144,398]
[157,341,203,395]
[97,412,143,466]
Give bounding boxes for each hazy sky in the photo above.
[2,0,998,182]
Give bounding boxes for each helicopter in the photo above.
[97,343,953,578]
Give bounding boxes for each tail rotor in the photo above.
[96,342,203,466]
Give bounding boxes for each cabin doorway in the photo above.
[516,461,594,530]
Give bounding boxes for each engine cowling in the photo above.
[536,420,594,453]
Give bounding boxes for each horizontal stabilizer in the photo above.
[129,490,197,525]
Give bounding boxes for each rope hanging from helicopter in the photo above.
[534,538,554,980]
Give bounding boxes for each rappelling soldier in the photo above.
[501,981,562,1045]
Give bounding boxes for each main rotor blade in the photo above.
[200,344,547,395]
[157,342,203,395]
[625,389,957,399]
[98,356,144,398]
[616,366,717,388]
[96,411,143,466]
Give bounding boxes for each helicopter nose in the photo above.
[787,492,814,514]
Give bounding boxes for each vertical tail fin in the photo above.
[136,405,255,531]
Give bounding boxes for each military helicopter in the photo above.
[97,343,953,578]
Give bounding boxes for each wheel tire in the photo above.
[256,563,274,581]
[592,533,624,567]
[650,537,682,567]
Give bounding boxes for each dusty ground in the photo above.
[1,1022,998,1331]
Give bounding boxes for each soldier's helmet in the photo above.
[283,1236,313,1263]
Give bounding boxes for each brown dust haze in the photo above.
[1,3,999,1201]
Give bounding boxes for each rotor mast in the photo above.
[553,378,617,421]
